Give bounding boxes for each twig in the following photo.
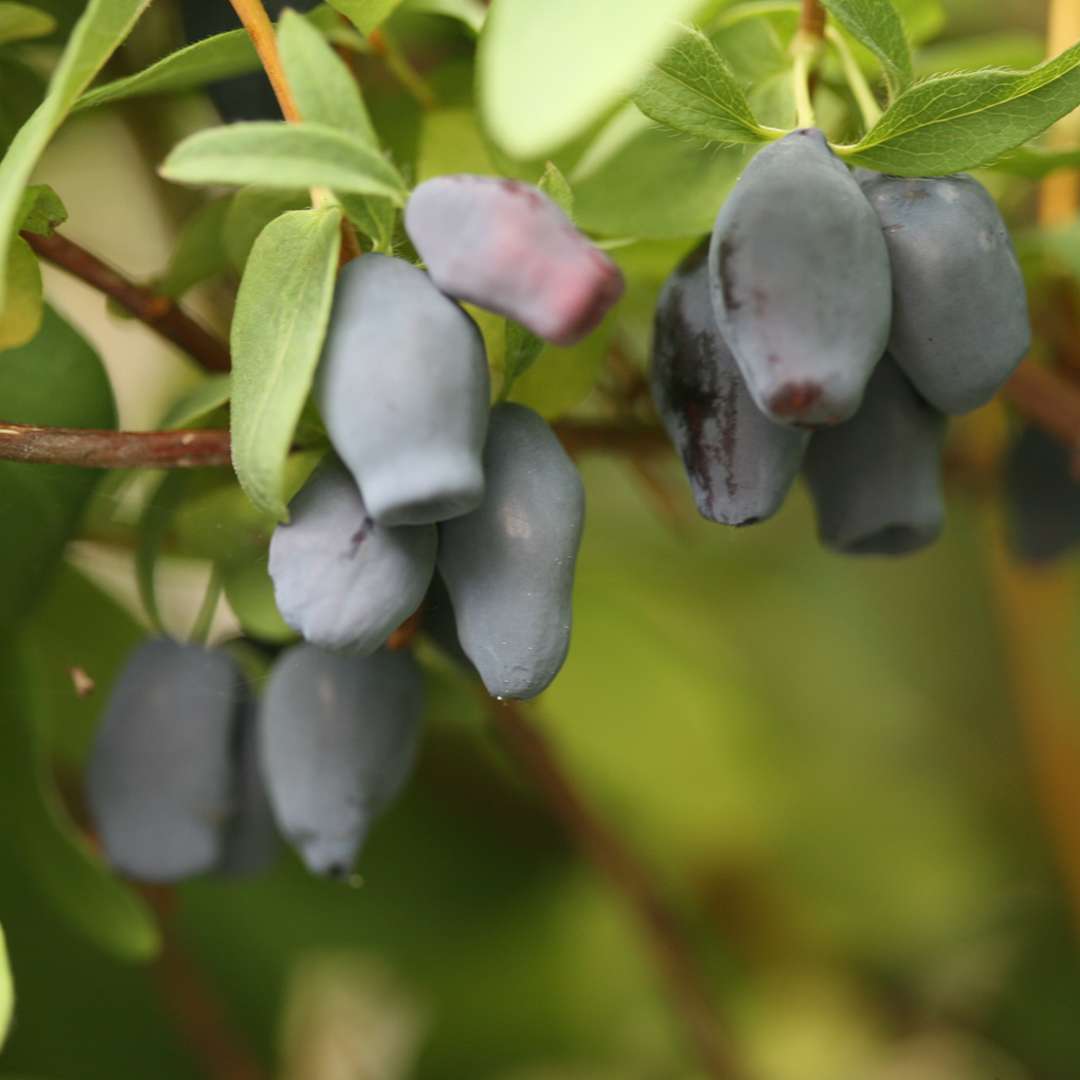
[23,230,231,373]
[799,0,826,39]
[0,424,231,468]
[227,0,360,260]
[489,700,744,1079]
[1002,361,1080,450]
[0,421,669,470]
[140,888,269,1080]
[227,0,301,122]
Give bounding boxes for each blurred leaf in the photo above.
[989,144,1080,179]
[134,472,187,634]
[915,32,1045,78]
[894,0,943,45]
[0,56,45,154]
[509,323,612,419]
[172,452,322,561]
[18,562,145,764]
[222,556,297,644]
[0,307,115,626]
[845,43,1080,175]
[820,0,912,95]
[0,1,55,44]
[0,922,11,1050]
[401,0,485,34]
[538,161,574,217]
[160,122,408,203]
[74,28,258,110]
[328,0,403,34]
[633,26,773,145]
[0,236,42,350]
[478,0,701,159]
[15,184,66,237]
[278,10,395,249]
[0,637,159,961]
[571,106,746,239]
[155,196,231,299]
[0,0,150,308]
[501,320,545,397]
[223,187,310,272]
[160,374,231,429]
[231,207,341,519]
[417,107,497,179]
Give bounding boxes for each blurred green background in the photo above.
[3,0,1080,1077]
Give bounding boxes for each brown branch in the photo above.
[22,230,231,373]
[800,0,826,39]
[0,421,669,470]
[0,424,231,468]
[1002,360,1080,451]
[489,700,745,1080]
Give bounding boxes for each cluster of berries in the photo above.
[652,128,1031,555]
[87,176,623,881]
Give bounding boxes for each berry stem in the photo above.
[792,49,816,129]
[826,26,882,129]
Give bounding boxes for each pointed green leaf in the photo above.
[160,373,232,430]
[538,161,574,217]
[0,0,151,308]
[327,0,403,34]
[231,207,342,519]
[991,144,1080,179]
[0,236,42,349]
[0,637,160,962]
[844,42,1080,176]
[278,9,376,143]
[16,183,66,237]
[223,187,311,272]
[222,555,296,643]
[0,1,55,44]
[160,121,408,203]
[479,0,702,159]
[633,26,773,145]
[820,0,912,95]
[156,197,232,299]
[501,319,545,395]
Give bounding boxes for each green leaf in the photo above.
[401,0,485,34]
[0,1,55,44]
[0,922,11,1050]
[502,319,545,395]
[223,187,311,272]
[571,105,747,238]
[327,0,403,34]
[16,183,66,236]
[0,637,159,962]
[844,42,1080,176]
[160,121,408,204]
[231,208,342,519]
[633,26,772,145]
[0,307,116,625]
[74,29,258,111]
[0,236,42,349]
[820,0,912,96]
[155,197,231,299]
[991,144,1080,179]
[0,0,151,308]
[277,10,395,248]
[222,556,297,643]
[538,161,574,217]
[160,373,232,429]
[278,9,377,144]
[478,0,702,159]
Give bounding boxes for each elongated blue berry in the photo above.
[709,129,892,427]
